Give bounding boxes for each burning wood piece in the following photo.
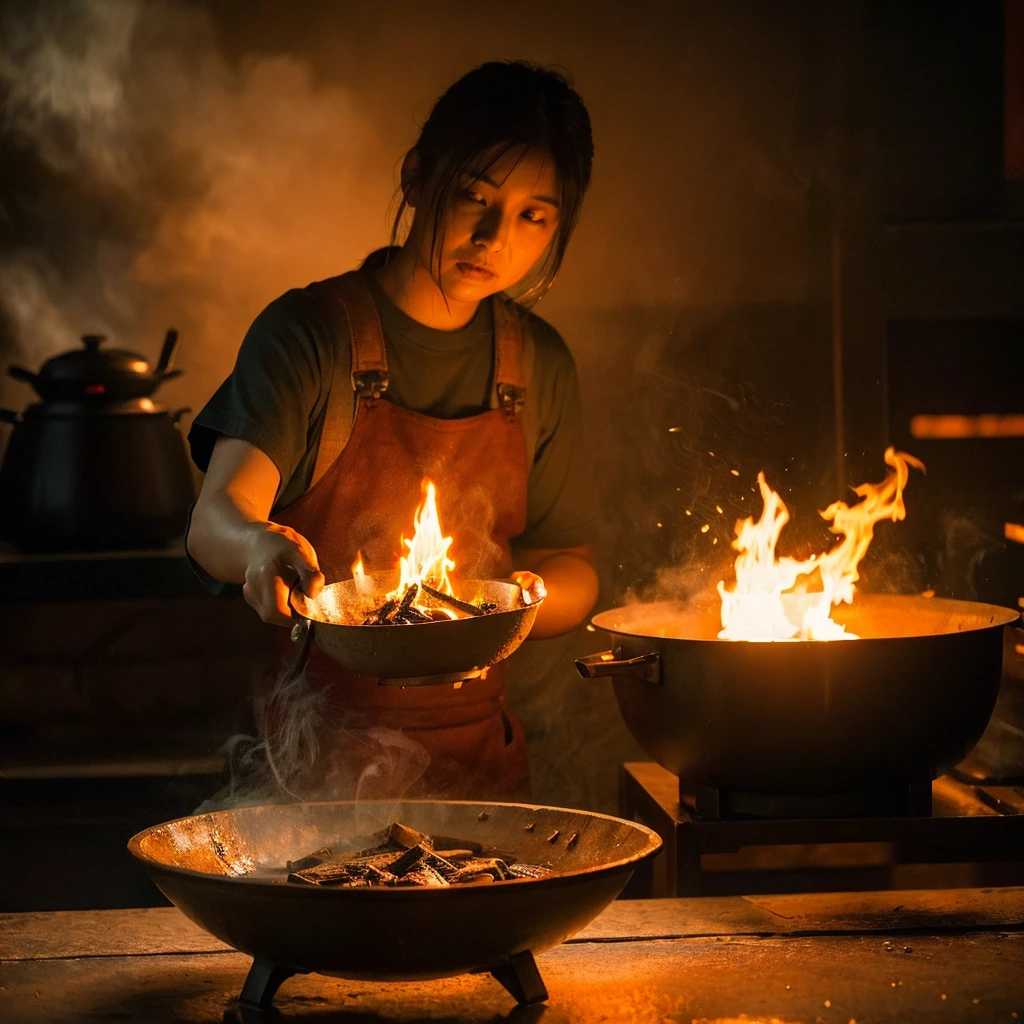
[364,598,398,625]
[507,863,554,880]
[285,847,331,872]
[420,583,486,617]
[431,835,483,855]
[394,862,449,887]
[281,822,551,889]
[361,581,500,625]
[386,844,427,878]
[399,583,419,613]
[288,861,371,886]
[381,821,426,850]
[452,858,512,882]
[422,851,459,879]
[396,605,431,623]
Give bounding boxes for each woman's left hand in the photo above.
[510,544,598,638]
[512,570,548,607]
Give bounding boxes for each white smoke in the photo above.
[0,0,391,422]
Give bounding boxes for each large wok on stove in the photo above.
[128,800,660,1008]
[577,594,1019,808]
[289,571,541,682]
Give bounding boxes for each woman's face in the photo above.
[413,145,561,303]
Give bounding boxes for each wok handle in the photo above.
[283,581,314,682]
[287,581,310,632]
[575,649,661,685]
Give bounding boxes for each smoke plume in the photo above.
[0,0,391,430]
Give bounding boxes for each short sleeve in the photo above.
[516,314,598,550]
[187,289,339,499]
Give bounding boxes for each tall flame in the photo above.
[717,447,925,641]
[395,479,455,596]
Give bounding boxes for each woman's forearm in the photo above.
[187,438,323,624]
[187,491,270,584]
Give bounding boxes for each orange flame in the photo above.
[350,480,458,617]
[395,479,455,597]
[717,447,925,641]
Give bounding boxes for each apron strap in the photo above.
[307,279,529,487]
[491,296,527,416]
[337,272,390,397]
[307,271,389,488]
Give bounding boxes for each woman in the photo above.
[187,61,599,802]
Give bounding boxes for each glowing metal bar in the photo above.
[909,414,1024,439]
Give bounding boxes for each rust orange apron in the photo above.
[271,270,531,802]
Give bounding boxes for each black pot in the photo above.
[0,330,195,552]
[577,595,1019,804]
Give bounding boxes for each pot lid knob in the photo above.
[82,334,106,351]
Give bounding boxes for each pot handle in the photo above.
[154,328,179,376]
[7,366,36,385]
[575,649,661,685]
[170,406,192,425]
[0,408,21,425]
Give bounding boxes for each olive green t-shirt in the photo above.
[188,261,595,551]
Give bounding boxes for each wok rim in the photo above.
[127,798,663,896]
[591,593,1020,644]
[295,574,543,630]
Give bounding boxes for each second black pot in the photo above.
[0,398,195,552]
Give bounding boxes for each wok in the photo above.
[288,571,542,682]
[577,594,1020,800]
[128,800,661,1008]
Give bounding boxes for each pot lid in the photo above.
[38,334,153,384]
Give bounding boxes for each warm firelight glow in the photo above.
[910,413,1024,439]
[351,479,457,616]
[717,447,925,641]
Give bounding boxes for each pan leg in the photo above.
[490,949,548,1005]
[239,959,296,1009]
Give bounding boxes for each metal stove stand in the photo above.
[621,762,1024,897]
[237,950,548,1015]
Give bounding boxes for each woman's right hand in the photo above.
[242,521,325,625]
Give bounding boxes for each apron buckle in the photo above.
[497,383,527,416]
[353,370,390,400]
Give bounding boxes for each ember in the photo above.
[283,821,554,888]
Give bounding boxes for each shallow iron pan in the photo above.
[128,799,661,1007]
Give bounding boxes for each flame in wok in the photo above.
[353,479,458,617]
[717,447,925,641]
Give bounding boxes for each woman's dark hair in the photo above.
[390,60,593,306]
